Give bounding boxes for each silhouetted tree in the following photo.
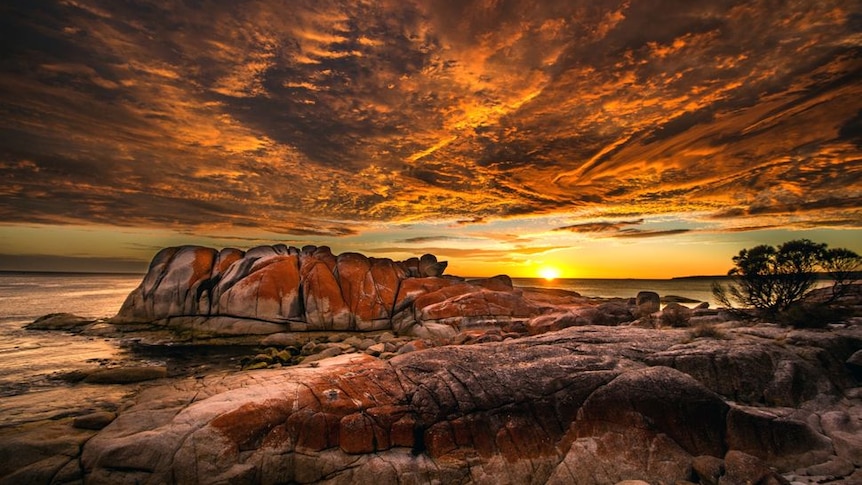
[822,247,862,303]
[712,239,860,326]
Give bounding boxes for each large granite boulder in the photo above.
[113,245,501,336]
[299,246,351,330]
[391,275,550,339]
[553,366,728,483]
[76,325,861,484]
[112,246,555,338]
[218,252,303,321]
[335,253,407,331]
[643,326,855,407]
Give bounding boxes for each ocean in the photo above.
[0,272,143,426]
[512,277,724,306]
[0,271,723,426]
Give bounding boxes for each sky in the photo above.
[0,0,860,278]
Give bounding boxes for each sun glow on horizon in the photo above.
[538,266,561,281]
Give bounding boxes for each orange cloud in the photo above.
[0,0,858,241]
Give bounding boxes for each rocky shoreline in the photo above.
[2,246,861,484]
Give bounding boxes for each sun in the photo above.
[539,267,561,281]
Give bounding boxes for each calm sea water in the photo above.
[0,273,142,418]
[512,277,724,306]
[0,272,142,325]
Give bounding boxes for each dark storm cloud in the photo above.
[0,0,860,235]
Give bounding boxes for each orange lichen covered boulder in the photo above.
[113,245,547,336]
[300,247,351,330]
[218,255,302,321]
[335,253,407,331]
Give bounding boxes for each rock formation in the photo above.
[112,245,544,339]
[73,324,862,485]
[8,246,862,484]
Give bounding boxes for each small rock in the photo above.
[397,339,429,354]
[594,300,635,325]
[73,411,117,430]
[804,457,855,478]
[660,302,693,327]
[366,343,386,356]
[327,333,349,343]
[636,291,661,315]
[720,450,789,485]
[527,310,588,334]
[260,333,304,348]
[83,366,167,384]
[302,346,342,363]
[847,468,862,484]
[342,336,363,348]
[692,455,724,485]
[376,332,395,343]
[274,350,293,364]
[819,410,862,465]
[251,353,274,365]
[301,341,327,356]
[846,349,862,380]
[27,313,95,331]
[419,253,447,276]
[358,338,376,350]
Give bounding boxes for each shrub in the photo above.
[775,302,850,329]
[712,239,860,327]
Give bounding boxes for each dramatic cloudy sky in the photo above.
[1,0,860,277]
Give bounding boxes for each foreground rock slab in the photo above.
[73,325,861,485]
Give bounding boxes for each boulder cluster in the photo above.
[242,331,430,369]
[113,245,541,340]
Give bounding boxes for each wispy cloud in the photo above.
[368,245,565,261]
[398,235,473,244]
[614,228,692,238]
[555,219,645,234]
[554,218,692,238]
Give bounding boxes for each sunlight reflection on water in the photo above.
[0,273,143,424]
